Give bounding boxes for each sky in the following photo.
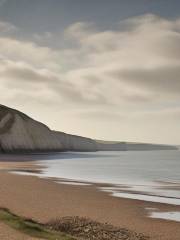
[0,0,180,145]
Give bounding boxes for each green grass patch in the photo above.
[0,208,75,240]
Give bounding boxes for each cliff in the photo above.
[0,104,61,152]
[96,141,177,151]
[0,104,177,153]
[0,105,96,153]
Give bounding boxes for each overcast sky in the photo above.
[0,0,180,144]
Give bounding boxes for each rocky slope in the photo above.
[0,104,177,153]
[0,104,96,153]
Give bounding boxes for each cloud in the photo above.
[33,32,53,41]
[0,60,107,107]
[0,20,17,33]
[62,14,180,103]
[0,37,59,69]
[1,13,180,143]
[109,64,180,97]
[1,14,180,111]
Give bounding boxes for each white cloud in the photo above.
[0,37,59,69]
[0,20,17,33]
[1,14,180,106]
[1,14,180,144]
[62,14,180,103]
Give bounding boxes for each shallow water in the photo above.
[146,208,180,222]
[12,150,180,206]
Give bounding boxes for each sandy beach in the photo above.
[0,160,180,240]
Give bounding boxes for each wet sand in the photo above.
[0,161,180,240]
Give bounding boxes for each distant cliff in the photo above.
[96,140,177,151]
[0,105,177,153]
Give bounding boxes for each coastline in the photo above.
[0,160,180,239]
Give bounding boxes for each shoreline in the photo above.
[0,161,180,239]
[6,159,180,206]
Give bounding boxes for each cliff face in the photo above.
[0,105,62,152]
[0,104,178,153]
[54,132,97,152]
[0,105,96,153]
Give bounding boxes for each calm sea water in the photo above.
[13,150,180,205]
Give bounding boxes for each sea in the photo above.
[11,150,180,222]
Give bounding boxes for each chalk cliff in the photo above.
[0,105,177,153]
[0,105,96,152]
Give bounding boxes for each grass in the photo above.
[0,208,76,240]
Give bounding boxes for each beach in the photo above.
[0,160,180,240]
